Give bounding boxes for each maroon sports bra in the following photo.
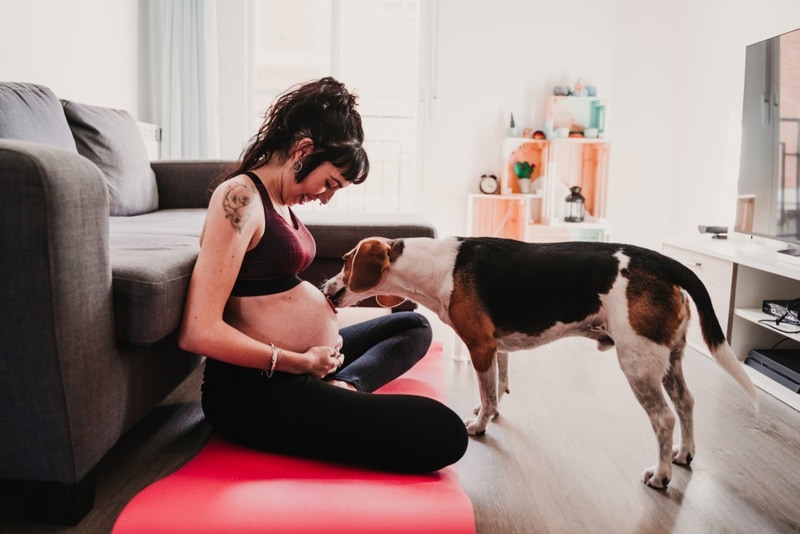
[230,172,316,296]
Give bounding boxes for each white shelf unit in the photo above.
[467,193,608,242]
[468,135,610,243]
[500,137,609,222]
[663,235,800,411]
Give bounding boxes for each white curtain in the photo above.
[151,0,220,159]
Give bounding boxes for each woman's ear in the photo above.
[294,137,314,159]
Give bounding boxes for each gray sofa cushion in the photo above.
[63,101,158,216]
[0,82,77,151]
[110,208,207,238]
[109,209,206,345]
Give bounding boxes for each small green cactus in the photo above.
[513,161,534,179]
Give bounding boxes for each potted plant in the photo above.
[513,161,535,193]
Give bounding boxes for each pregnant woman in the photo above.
[179,77,467,473]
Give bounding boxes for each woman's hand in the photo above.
[304,345,345,379]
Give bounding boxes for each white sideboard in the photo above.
[662,234,800,411]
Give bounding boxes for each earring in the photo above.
[292,160,303,173]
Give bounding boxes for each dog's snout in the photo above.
[321,280,347,307]
[321,276,344,302]
[330,286,347,306]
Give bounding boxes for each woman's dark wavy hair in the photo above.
[215,77,369,188]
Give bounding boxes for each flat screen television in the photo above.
[736,26,800,252]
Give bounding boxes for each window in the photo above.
[250,0,421,213]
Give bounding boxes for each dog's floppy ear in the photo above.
[345,238,393,292]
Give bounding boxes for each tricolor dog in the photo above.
[322,236,758,489]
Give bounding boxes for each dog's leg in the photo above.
[466,356,499,436]
[662,347,695,466]
[618,345,676,489]
[472,353,493,415]
[471,351,508,414]
[497,351,510,402]
[449,292,500,436]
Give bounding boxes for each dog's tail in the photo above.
[671,259,759,409]
[707,338,759,409]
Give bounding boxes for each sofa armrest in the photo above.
[0,139,119,483]
[151,160,236,210]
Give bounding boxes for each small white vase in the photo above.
[518,178,531,194]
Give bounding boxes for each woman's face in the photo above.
[285,161,351,206]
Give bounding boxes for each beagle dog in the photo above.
[322,236,758,489]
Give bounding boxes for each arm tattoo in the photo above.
[222,181,256,233]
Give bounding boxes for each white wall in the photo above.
[422,0,617,238]
[3,0,800,250]
[0,0,140,113]
[609,0,800,249]
[606,0,682,249]
[424,0,800,248]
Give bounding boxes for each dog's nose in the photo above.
[327,286,346,306]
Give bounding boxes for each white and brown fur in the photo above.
[322,236,758,489]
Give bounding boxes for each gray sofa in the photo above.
[0,82,435,525]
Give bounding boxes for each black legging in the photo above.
[201,311,468,473]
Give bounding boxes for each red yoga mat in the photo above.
[113,342,475,533]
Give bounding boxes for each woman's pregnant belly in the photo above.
[225,281,340,353]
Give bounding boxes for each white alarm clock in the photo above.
[479,174,499,194]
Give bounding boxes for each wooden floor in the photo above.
[3,333,800,533]
[447,337,800,533]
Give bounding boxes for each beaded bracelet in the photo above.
[263,342,280,378]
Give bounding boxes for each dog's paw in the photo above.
[464,418,487,436]
[472,404,500,419]
[641,466,670,489]
[672,445,694,466]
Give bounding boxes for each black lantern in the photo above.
[564,186,586,222]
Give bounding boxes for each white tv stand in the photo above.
[663,234,800,412]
